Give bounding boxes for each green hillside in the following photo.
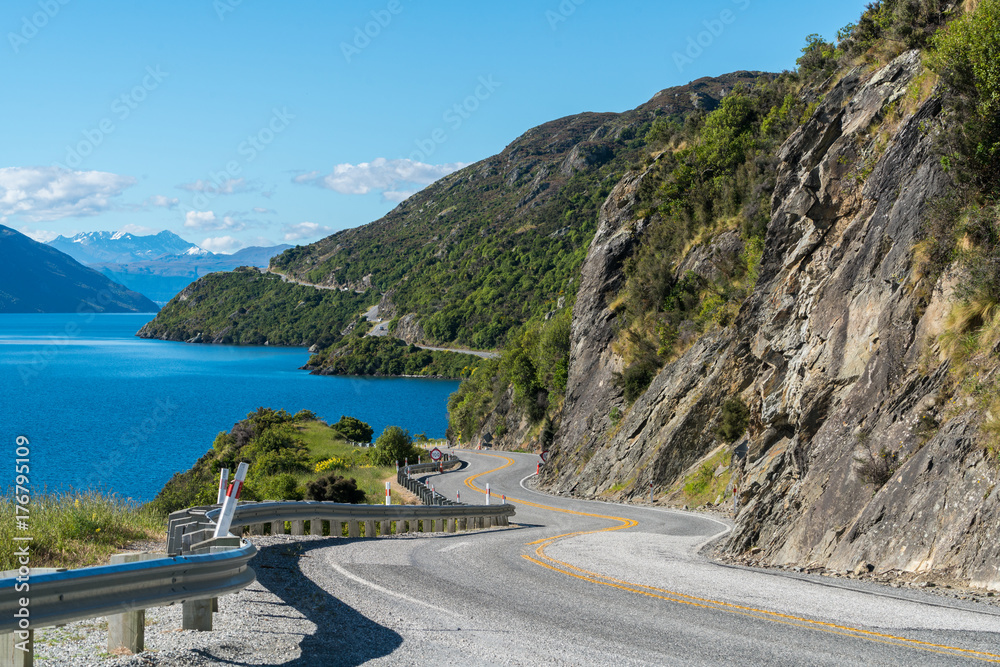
[139,72,769,360]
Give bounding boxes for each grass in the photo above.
[672,447,733,508]
[291,421,402,504]
[0,491,164,571]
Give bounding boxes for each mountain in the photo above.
[458,3,1000,591]
[135,1,1000,591]
[139,70,770,350]
[49,230,199,264]
[48,232,291,304]
[0,226,159,313]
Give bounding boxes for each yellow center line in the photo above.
[461,451,1000,663]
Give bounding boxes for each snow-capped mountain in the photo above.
[47,231,292,305]
[48,230,202,264]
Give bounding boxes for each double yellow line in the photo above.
[461,452,1000,663]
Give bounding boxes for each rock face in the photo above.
[539,51,1000,589]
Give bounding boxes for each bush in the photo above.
[332,415,374,443]
[716,397,749,443]
[928,0,1000,194]
[854,441,899,489]
[305,474,367,503]
[619,361,658,403]
[371,426,421,466]
[254,473,303,501]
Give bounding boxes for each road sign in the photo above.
[430,447,442,462]
[540,450,549,462]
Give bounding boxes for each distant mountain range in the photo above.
[48,230,205,264]
[47,231,291,304]
[0,225,158,313]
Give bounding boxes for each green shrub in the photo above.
[305,474,366,503]
[928,0,1000,194]
[331,416,374,443]
[371,426,422,466]
[716,397,749,443]
[254,473,303,501]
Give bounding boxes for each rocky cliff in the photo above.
[535,50,1000,590]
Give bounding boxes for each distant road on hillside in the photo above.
[266,268,501,359]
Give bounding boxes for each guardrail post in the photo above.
[364,519,375,537]
[381,519,391,536]
[107,553,161,654]
[182,599,213,631]
[2,628,32,667]
[270,520,283,535]
[446,517,456,533]
[348,521,360,538]
[291,520,304,535]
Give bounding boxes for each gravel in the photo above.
[33,536,319,666]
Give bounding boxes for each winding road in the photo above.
[270,451,1000,665]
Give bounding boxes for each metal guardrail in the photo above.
[1,453,514,664]
[0,542,257,634]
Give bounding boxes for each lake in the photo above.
[0,313,460,502]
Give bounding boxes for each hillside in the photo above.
[0,225,158,313]
[459,1,1000,590]
[138,71,769,356]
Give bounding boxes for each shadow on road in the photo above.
[250,539,403,666]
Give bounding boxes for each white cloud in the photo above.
[253,207,275,214]
[146,195,179,209]
[177,177,253,195]
[118,223,159,236]
[283,221,333,242]
[0,167,135,221]
[293,158,467,196]
[183,210,245,232]
[382,190,416,203]
[17,226,61,243]
[199,236,244,253]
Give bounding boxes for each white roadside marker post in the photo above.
[486,483,490,505]
[385,481,391,505]
[216,468,229,505]
[213,462,249,538]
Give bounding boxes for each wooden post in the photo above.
[381,519,391,536]
[446,517,456,533]
[348,521,360,538]
[2,629,32,667]
[364,519,376,537]
[291,520,304,535]
[270,520,283,535]
[108,553,153,654]
[182,599,213,631]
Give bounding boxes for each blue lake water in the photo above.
[0,313,459,502]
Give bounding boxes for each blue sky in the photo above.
[1,0,869,253]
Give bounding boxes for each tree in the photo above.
[372,426,420,466]
[332,415,374,443]
[305,474,366,503]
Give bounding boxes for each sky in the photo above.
[1,0,870,253]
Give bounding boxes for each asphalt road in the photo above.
[284,450,1000,666]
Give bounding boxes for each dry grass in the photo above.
[0,491,165,570]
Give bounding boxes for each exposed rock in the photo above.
[394,313,425,345]
[537,51,1000,590]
